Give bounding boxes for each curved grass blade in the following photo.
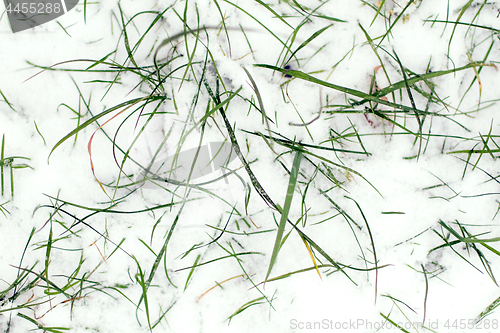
[48,96,148,162]
[424,19,500,34]
[196,274,245,303]
[285,23,333,64]
[227,296,267,324]
[346,196,378,304]
[446,0,474,61]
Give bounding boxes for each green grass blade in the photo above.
[346,196,378,304]
[380,312,411,333]
[265,149,302,282]
[424,19,500,34]
[392,49,423,158]
[285,23,333,64]
[0,89,16,112]
[475,294,500,324]
[48,96,148,162]
[184,254,201,291]
[255,62,489,115]
[446,0,474,61]
[227,296,267,324]
[254,0,294,29]
[369,0,385,26]
[376,0,415,46]
[133,256,151,331]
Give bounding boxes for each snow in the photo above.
[1,1,500,332]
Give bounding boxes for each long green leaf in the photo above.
[48,96,149,162]
[265,150,302,282]
[255,63,487,114]
[286,24,333,64]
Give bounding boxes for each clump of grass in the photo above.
[0,134,32,198]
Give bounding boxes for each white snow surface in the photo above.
[1,1,500,332]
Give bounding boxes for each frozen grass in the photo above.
[1,0,500,332]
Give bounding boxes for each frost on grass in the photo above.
[1,0,500,332]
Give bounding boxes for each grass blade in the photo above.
[285,23,333,64]
[265,149,302,283]
[346,196,378,304]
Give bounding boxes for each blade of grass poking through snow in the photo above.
[138,200,187,307]
[17,313,69,333]
[421,264,428,325]
[254,64,426,115]
[446,0,474,63]
[197,275,245,303]
[435,221,499,285]
[299,234,322,280]
[213,0,232,57]
[393,49,423,158]
[300,1,347,24]
[430,228,484,273]
[475,294,500,324]
[0,200,10,217]
[153,25,235,89]
[457,229,500,286]
[184,255,202,291]
[83,0,87,24]
[265,149,302,283]
[45,216,53,304]
[254,0,293,29]
[242,130,370,156]
[472,120,494,171]
[310,150,382,197]
[222,0,292,53]
[346,196,378,304]
[467,52,483,113]
[117,3,140,71]
[86,99,152,198]
[48,96,148,162]
[177,6,202,91]
[259,61,490,117]
[0,89,16,112]
[12,227,36,301]
[33,121,46,145]
[358,23,396,106]
[133,256,151,331]
[204,81,273,208]
[423,19,500,34]
[369,0,385,26]
[227,296,268,324]
[376,0,415,47]
[242,67,274,150]
[380,312,411,333]
[285,24,333,65]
